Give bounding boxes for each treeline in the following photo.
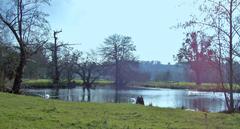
[0,33,150,90]
[0,0,150,98]
[2,0,240,111]
[139,61,188,82]
[139,61,240,84]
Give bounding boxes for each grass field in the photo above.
[133,81,240,92]
[21,79,240,93]
[1,92,240,129]
[22,79,113,88]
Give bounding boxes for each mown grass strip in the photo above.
[0,92,240,129]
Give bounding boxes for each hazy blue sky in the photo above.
[47,0,198,64]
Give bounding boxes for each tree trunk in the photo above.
[87,87,91,102]
[115,59,119,103]
[53,31,60,89]
[12,52,26,94]
[82,86,85,101]
[195,70,201,85]
[82,85,91,102]
[229,0,234,112]
[12,0,25,94]
[0,70,5,91]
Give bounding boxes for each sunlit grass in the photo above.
[22,79,52,88]
[22,79,240,92]
[0,92,240,129]
[22,79,113,88]
[134,81,240,92]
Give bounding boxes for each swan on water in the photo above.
[187,90,200,96]
[44,94,50,99]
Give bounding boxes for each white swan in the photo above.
[129,98,136,104]
[187,90,200,96]
[44,94,50,99]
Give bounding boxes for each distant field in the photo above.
[22,79,240,92]
[0,92,240,129]
[22,79,113,88]
[133,81,240,92]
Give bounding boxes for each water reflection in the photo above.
[24,86,240,112]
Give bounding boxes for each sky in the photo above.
[46,0,198,64]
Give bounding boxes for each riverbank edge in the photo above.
[0,92,240,129]
[20,79,240,93]
[21,79,113,89]
[130,82,240,93]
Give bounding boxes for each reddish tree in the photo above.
[177,31,214,85]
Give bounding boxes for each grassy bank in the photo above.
[22,79,113,88]
[133,81,240,92]
[21,79,240,92]
[0,93,240,129]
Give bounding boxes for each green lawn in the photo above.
[0,93,240,129]
[22,79,113,88]
[21,79,240,93]
[133,81,240,92]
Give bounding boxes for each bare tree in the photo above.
[46,32,74,90]
[76,50,103,102]
[61,48,80,85]
[0,0,50,93]
[99,34,136,102]
[52,30,62,88]
[181,0,240,112]
[47,30,80,90]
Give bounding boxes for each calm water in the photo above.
[23,86,240,112]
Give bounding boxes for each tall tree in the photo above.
[0,0,50,93]
[181,0,240,112]
[52,30,62,88]
[47,30,76,90]
[100,34,136,102]
[176,31,214,85]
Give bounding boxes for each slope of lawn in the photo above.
[0,92,240,129]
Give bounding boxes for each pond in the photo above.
[23,86,240,112]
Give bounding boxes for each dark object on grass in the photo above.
[136,96,144,105]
